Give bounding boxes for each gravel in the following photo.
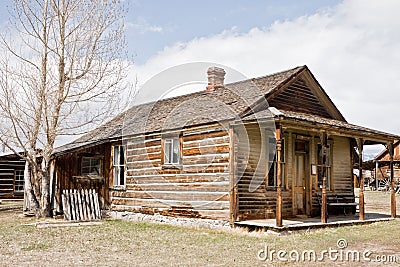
[108,211,231,230]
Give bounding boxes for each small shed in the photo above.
[374,141,400,187]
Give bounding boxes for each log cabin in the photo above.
[52,65,399,225]
[0,152,25,200]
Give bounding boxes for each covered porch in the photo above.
[229,111,399,228]
[235,188,400,231]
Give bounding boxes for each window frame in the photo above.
[162,135,182,168]
[113,145,126,186]
[267,137,285,188]
[14,169,24,193]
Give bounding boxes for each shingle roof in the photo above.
[280,110,398,139]
[54,66,304,155]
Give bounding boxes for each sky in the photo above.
[1,0,399,156]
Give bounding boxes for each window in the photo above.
[267,137,285,187]
[14,170,24,192]
[317,144,331,189]
[163,138,181,165]
[81,157,102,177]
[113,145,125,186]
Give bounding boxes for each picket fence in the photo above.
[61,189,101,221]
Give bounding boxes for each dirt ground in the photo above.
[0,191,399,266]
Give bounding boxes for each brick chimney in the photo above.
[206,66,226,92]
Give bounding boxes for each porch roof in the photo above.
[243,108,399,145]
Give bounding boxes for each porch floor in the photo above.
[234,213,394,232]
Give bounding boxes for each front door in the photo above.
[293,140,309,215]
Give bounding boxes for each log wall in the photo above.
[236,124,292,220]
[0,158,25,199]
[111,127,231,220]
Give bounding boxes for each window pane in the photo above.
[82,157,101,176]
[119,166,125,185]
[15,170,24,192]
[119,146,125,165]
[317,144,331,189]
[114,146,120,165]
[267,137,276,186]
[164,140,172,163]
[164,138,180,164]
[268,138,276,162]
[113,145,125,185]
[268,161,276,186]
[172,139,179,164]
[114,167,120,186]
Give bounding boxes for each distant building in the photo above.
[374,141,400,186]
[0,152,25,199]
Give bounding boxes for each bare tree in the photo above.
[0,0,131,217]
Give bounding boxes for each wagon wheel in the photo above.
[379,178,390,191]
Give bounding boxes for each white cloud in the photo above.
[126,19,163,34]
[132,0,400,139]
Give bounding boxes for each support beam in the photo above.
[229,126,238,226]
[357,138,365,221]
[320,131,328,223]
[388,143,397,218]
[276,125,283,227]
[375,160,379,191]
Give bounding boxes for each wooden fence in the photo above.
[61,189,101,221]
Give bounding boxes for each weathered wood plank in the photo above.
[182,130,228,142]
[127,174,229,184]
[182,144,230,156]
[77,190,84,220]
[183,136,230,148]
[111,197,229,210]
[182,154,229,165]
[111,190,229,201]
[125,181,229,192]
[94,190,101,219]
[127,139,161,150]
[127,152,161,162]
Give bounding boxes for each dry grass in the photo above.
[0,192,399,266]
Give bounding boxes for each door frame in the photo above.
[292,139,311,216]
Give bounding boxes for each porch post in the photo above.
[375,160,379,191]
[229,125,238,226]
[276,125,283,227]
[357,138,365,221]
[320,132,328,223]
[389,143,396,218]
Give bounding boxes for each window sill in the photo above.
[110,185,126,191]
[161,164,183,170]
[73,175,104,181]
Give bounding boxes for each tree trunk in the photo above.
[40,158,52,217]
[23,161,41,216]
